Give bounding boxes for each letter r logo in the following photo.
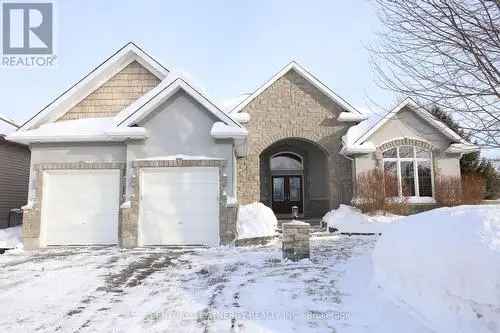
[2,3,53,54]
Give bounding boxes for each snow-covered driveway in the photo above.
[0,236,430,333]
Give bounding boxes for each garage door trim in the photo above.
[27,162,126,248]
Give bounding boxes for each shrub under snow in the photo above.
[323,204,400,234]
[373,205,500,333]
[237,202,277,239]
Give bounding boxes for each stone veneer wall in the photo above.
[237,69,353,211]
[57,61,160,121]
[22,162,126,249]
[121,159,237,248]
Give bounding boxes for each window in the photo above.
[382,145,433,198]
[270,153,303,170]
[273,177,285,201]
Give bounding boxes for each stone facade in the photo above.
[57,61,160,121]
[282,221,310,261]
[22,162,126,249]
[121,158,237,248]
[237,69,353,213]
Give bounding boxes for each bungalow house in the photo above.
[7,43,477,249]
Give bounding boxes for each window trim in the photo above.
[270,151,304,171]
[382,145,434,199]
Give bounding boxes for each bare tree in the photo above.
[370,0,500,147]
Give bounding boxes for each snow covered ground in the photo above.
[0,226,22,249]
[0,236,430,333]
[373,205,500,333]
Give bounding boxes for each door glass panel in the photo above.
[289,177,301,201]
[418,160,433,196]
[273,177,284,202]
[400,161,416,196]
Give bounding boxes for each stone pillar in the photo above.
[282,221,310,261]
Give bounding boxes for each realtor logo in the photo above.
[1,2,56,66]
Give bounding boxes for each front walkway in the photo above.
[0,236,430,332]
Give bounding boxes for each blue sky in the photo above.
[0,0,397,124]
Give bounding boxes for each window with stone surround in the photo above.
[382,145,433,199]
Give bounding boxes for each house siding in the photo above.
[57,61,160,121]
[126,90,235,198]
[0,140,30,228]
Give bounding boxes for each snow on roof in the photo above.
[353,98,465,145]
[0,113,20,135]
[337,111,368,123]
[20,42,169,131]
[445,143,480,154]
[210,122,248,139]
[230,61,362,116]
[341,99,476,155]
[343,112,383,147]
[7,118,147,144]
[0,114,19,128]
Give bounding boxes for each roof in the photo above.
[0,114,19,135]
[20,42,169,131]
[352,98,466,145]
[229,61,363,117]
[7,118,147,145]
[8,72,243,144]
[341,98,479,155]
[115,74,241,128]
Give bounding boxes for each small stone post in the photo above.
[282,221,310,261]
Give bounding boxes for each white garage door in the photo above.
[139,167,220,246]
[40,169,120,246]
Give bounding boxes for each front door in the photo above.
[272,175,303,215]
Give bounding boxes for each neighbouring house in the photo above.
[0,115,30,229]
[8,42,477,249]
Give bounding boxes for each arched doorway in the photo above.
[260,138,330,218]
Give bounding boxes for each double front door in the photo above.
[272,175,303,215]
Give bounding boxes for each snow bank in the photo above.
[323,205,401,234]
[0,226,23,249]
[237,202,277,239]
[373,205,500,333]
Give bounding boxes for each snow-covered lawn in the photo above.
[0,236,429,333]
[0,226,22,249]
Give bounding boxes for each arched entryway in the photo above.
[259,138,330,218]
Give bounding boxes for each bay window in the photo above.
[382,145,433,199]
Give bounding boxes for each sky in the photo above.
[0,0,497,158]
[0,0,394,122]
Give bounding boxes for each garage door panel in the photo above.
[139,167,220,246]
[143,168,219,184]
[41,169,120,246]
